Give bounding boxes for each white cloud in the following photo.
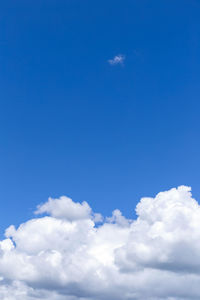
[1,186,200,299]
[108,54,125,65]
[35,196,92,221]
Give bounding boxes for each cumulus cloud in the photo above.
[108,54,125,65]
[35,196,92,221]
[1,186,200,299]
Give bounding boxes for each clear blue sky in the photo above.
[1,0,200,232]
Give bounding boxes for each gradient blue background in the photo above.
[1,0,200,232]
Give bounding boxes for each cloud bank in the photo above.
[1,186,200,299]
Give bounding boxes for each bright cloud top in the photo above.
[108,54,125,65]
[1,186,200,299]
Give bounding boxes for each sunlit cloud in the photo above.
[1,186,200,299]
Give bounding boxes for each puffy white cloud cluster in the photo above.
[1,186,200,299]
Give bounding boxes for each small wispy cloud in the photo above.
[108,54,125,65]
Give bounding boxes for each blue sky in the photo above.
[1,0,200,232]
